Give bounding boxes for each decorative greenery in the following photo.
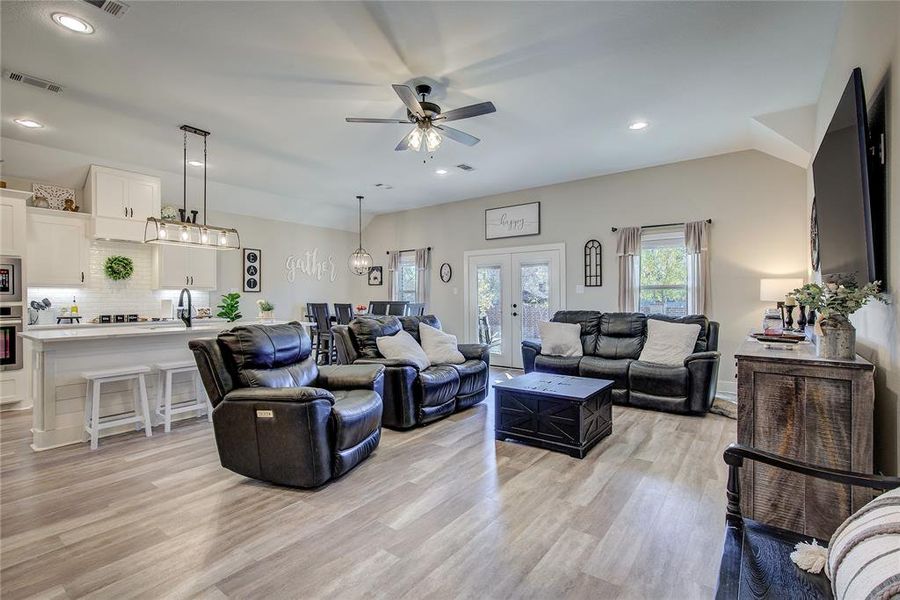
[791,281,887,321]
[103,256,134,281]
[217,292,242,322]
[256,298,274,312]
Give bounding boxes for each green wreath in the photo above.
[104,255,134,281]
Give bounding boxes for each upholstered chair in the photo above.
[189,322,384,488]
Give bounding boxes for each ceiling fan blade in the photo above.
[395,129,415,151]
[346,117,411,123]
[435,125,480,146]
[392,84,425,119]
[437,101,496,122]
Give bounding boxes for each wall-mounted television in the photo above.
[812,67,879,286]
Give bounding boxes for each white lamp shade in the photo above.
[759,278,804,302]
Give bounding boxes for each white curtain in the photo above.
[616,226,641,311]
[386,250,400,301]
[415,248,430,308]
[685,220,710,315]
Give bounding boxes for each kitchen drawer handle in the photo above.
[81,271,84,283]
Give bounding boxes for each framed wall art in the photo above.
[242,248,261,292]
[368,266,383,286]
[485,201,540,240]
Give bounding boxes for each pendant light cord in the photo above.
[357,195,363,250]
[203,134,208,226]
[182,129,187,218]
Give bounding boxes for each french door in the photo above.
[465,244,564,369]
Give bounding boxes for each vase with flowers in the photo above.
[256,299,275,321]
[791,281,887,359]
[355,303,367,315]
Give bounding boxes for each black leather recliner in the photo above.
[189,322,385,488]
[332,315,490,429]
[522,311,720,415]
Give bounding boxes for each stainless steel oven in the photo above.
[0,305,23,371]
[0,257,22,303]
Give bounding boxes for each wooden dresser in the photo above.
[735,338,874,540]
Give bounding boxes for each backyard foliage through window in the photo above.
[398,251,418,303]
[639,232,687,317]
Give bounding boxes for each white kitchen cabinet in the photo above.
[26,210,90,286]
[153,245,217,290]
[0,190,28,256]
[85,165,161,242]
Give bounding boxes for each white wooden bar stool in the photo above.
[82,366,153,450]
[155,360,212,432]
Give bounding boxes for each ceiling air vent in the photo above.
[81,0,129,18]
[456,164,475,172]
[5,71,63,94]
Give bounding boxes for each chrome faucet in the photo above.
[177,287,192,328]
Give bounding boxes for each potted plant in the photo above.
[791,281,887,359]
[216,292,242,323]
[256,299,275,321]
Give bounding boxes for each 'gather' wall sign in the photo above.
[285,249,337,283]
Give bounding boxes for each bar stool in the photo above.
[82,366,153,450]
[155,360,212,432]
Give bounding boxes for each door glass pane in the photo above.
[476,265,502,354]
[520,263,549,343]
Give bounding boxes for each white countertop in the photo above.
[20,319,294,343]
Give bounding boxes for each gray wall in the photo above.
[359,150,808,393]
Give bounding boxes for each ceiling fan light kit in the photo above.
[346,82,495,153]
[144,125,241,250]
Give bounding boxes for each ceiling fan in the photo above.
[346,83,496,152]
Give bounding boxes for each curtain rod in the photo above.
[386,247,432,255]
[611,219,711,233]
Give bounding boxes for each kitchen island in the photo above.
[21,320,288,450]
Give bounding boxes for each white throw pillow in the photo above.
[376,330,430,370]
[539,321,583,357]
[638,319,701,366]
[419,323,465,365]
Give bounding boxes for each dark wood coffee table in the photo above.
[493,372,614,458]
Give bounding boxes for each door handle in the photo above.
[124,206,128,217]
[512,303,518,308]
[131,207,134,217]
[512,312,518,317]
[190,276,194,285]
[186,276,189,285]
[81,271,84,283]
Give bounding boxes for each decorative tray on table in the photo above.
[751,332,807,344]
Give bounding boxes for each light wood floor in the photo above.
[1,369,736,599]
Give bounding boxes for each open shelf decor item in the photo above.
[348,195,373,276]
[144,124,240,250]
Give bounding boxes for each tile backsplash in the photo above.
[27,240,210,323]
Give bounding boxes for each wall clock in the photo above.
[810,198,820,272]
[440,262,452,283]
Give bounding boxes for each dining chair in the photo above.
[308,303,333,364]
[405,303,425,316]
[334,303,353,325]
[387,302,408,316]
[368,301,390,315]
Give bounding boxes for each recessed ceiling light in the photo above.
[186,160,204,167]
[435,169,448,175]
[51,13,94,34]
[628,121,649,131]
[14,118,43,129]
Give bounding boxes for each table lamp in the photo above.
[760,278,803,331]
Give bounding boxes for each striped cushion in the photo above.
[827,486,900,600]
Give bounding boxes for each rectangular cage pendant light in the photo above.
[143,124,241,250]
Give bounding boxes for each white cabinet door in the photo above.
[127,177,160,221]
[27,213,88,286]
[0,195,26,256]
[153,245,191,289]
[188,247,217,289]
[93,170,129,219]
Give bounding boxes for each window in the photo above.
[639,229,687,317]
[396,251,418,303]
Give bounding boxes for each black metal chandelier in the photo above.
[144,125,240,250]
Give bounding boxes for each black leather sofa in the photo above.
[522,311,720,414]
[332,315,490,429]
[189,322,385,488]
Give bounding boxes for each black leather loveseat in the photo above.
[332,315,490,429]
[522,311,720,414]
[189,322,385,488]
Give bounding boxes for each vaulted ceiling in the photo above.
[1,1,842,230]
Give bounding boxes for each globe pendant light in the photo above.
[348,195,373,276]
[144,125,241,250]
